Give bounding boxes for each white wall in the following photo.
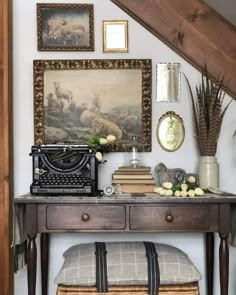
[13,0,236,294]
[204,0,236,26]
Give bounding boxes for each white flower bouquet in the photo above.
[84,134,116,161]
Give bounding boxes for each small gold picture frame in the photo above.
[103,20,128,53]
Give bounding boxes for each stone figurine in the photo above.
[154,162,198,186]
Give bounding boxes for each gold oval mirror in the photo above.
[156,111,185,152]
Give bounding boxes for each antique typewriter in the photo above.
[30,144,98,195]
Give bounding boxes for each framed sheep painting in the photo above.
[37,3,94,51]
[33,59,152,152]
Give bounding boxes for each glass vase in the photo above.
[198,156,219,189]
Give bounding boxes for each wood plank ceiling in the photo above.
[111,0,236,99]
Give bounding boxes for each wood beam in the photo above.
[111,0,236,99]
[0,0,13,294]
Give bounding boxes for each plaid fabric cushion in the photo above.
[54,242,201,286]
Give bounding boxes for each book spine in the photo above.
[118,166,150,171]
[112,174,153,180]
[118,169,150,172]
[114,171,151,174]
[118,184,155,193]
[112,179,156,184]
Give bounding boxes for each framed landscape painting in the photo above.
[37,3,94,51]
[33,59,152,151]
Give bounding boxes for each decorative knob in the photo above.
[81,213,90,222]
[166,214,174,222]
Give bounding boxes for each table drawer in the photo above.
[46,205,126,230]
[130,205,210,230]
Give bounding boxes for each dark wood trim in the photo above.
[15,195,236,295]
[219,204,230,295]
[0,0,13,294]
[219,233,229,295]
[41,233,49,295]
[27,234,37,295]
[206,232,214,295]
[111,0,236,99]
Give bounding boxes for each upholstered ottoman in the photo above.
[55,242,200,295]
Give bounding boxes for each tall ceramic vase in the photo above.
[198,156,219,189]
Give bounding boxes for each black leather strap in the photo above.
[144,242,160,295]
[95,242,108,292]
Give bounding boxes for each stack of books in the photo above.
[112,166,155,193]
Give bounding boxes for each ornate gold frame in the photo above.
[156,111,185,152]
[33,59,152,152]
[103,20,128,53]
[37,3,94,51]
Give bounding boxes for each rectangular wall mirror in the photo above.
[103,20,128,53]
[156,63,181,102]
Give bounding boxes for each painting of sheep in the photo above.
[37,3,94,51]
[34,59,152,152]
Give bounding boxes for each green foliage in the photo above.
[84,134,101,149]
[84,134,114,154]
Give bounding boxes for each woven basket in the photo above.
[57,283,200,295]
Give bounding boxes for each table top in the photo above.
[14,192,236,204]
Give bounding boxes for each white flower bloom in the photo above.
[188,189,195,197]
[188,176,196,183]
[165,189,173,196]
[99,138,108,145]
[181,183,188,191]
[154,187,162,194]
[159,188,166,195]
[95,152,103,161]
[162,182,173,189]
[174,190,181,197]
[195,187,205,196]
[180,190,188,197]
[106,135,116,143]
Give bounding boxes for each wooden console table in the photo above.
[14,193,236,295]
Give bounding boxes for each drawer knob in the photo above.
[166,214,174,222]
[81,213,90,222]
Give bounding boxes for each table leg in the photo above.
[41,233,49,295]
[206,232,214,295]
[219,233,229,295]
[27,234,37,295]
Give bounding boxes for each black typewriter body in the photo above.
[30,145,98,195]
